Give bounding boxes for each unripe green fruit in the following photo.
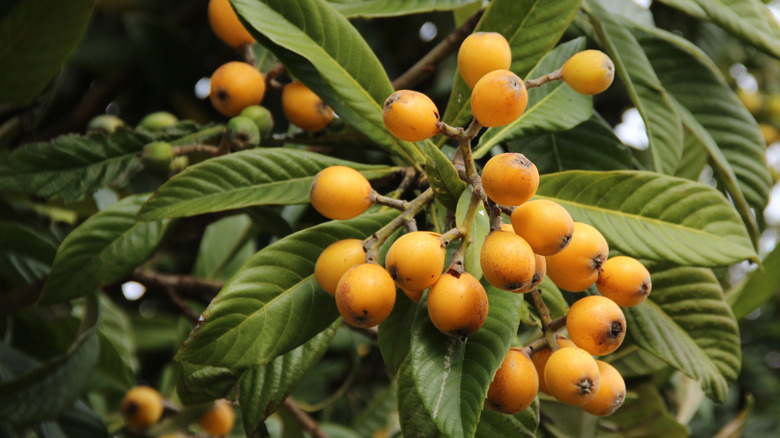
[87,114,124,133]
[239,105,274,138]
[227,115,261,150]
[138,111,178,131]
[142,141,174,173]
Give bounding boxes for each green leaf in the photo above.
[606,385,690,437]
[0,0,97,107]
[0,128,152,202]
[377,291,417,376]
[55,400,109,438]
[239,320,339,435]
[175,210,398,368]
[537,171,756,266]
[728,245,780,319]
[328,0,476,17]
[177,365,238,405]
[231,0,424,166]
[475,399,539,438]
[455,186,488,280]
[351,382,398,436]
[423,141,467,211]
[407,285,523,438]
[0,221,57,288]
[624,265,741,402]
[657,0,780,58]
[507,116,633,174]
[38,194,172,305]
[138,148,397,221]
[440,0,581,132]
[587,0,684,175]
[0,296,100,423]
[193,214,256,281]
[397,357,445,438]
[93,296,137,392]
[473,38,593,158]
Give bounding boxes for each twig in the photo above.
[283,398,328,438]
[525,69,563,89]
[172,143,220,156]
[129,269,224,302]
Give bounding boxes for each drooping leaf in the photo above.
[537,171,756,266]
[138,148,397,221]
[473,38,593,158]
[231,0,425,166]
[0,221,57,289]
[728,244,780,319]
[0,296,100,424]
[0,128,152,202]
[177,364,238,405]
[475,399,539,438]
[656,0,780,59]
[239,320,339,435]
[38,194,172,305]
[423,141,467,211]
[0,0,97,107]
[508,116,633,174]
[440,0,581,133]
[377,291,417,376]
[193,214,256,281]
[406,284,523,438]
[93,296,137,392]
[327,0,476,17]
[175,210,398,368]
[587,0,684,175]
[624,265,741,402]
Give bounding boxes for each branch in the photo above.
[283,398,329,438]
[129,269,224,302]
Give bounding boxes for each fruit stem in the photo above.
[371,191,409,211]
[525,69,563,89]
[529,288,560,351]
[363,187,435,263]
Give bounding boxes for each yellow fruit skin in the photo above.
[567,295,626,356]
[208,0,255,48]
[336,263,396,328]
[480,230,536,292]
[513,254,546,293]
[383,90,440,142]
[561,49,615,95]
[210,62,266,116]
[282,81,334,132]
[581,361,626,416]
[458,32,512,89]
[385,231,445,293]
[315,239,366,295]
[198,399,236,436]
[546,222,608,292]
[427,272,488,338]
[481,153,539,207]
[511,199,574,256]
[486,349,538,414]
[471,69,528,127]
[310,166,372,220]
[120,386,164,430]
[596,256,652,307]
[531,337,576,394]
[544,347,601,406]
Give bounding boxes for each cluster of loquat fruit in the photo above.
[309,32,654,418]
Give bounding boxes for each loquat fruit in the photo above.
[486,348,538,414]
[310,166,373,220]
[470,69,527,127]
[210,61,266,117]
[545,222,608,292]
[87,114,124,133]
[561,49,615,95]
[566,295,626,356]
[480,229,536,292]
[383,90,440,142]
[581,360,626,416]
[511,199,574,256]
[282,81,334,132]
[544,346,601,406]
[141,141,174,174]
[513,253,546,293]
[481,152,539,207]
[120,386,165,430]
[335,263,396,328]
[457,32,512,89]
[315,239,366,295]
[385,231,446,294]
[531,336,576,394]
[240,105,274,138]
[426,271,488,338]
[596,255,652,307]
[198,399,236,436]
[226,115,261,149]
[208,0,254,49]
[138,111,178,131]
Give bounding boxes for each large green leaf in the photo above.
[0,128,152,202]
[474,400,539,438]
[0,296,99,423]
[193,214,256,281]
[0,0,97,106]
[327,0,476,17]
[38,194,171,305]
[423,141,467,211]
[536,171,756,266]
[0,221,57,289]
[138,148,397,221]
[92,297,137,392]
[177,365,238,405]
[231,0,424,166]
[175,210,398,368]
[728,244,780,319]
[239,320,339,436]
[507,116,633,174]
[634,25,771,240]
[657,0,780,58]
[473,38,592,158]
[398,357,445,438]
[587,0,683,175]
[405,285,523,438]
[624,265,741,402]
[440,0,580,133]
[377,291,417,376]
